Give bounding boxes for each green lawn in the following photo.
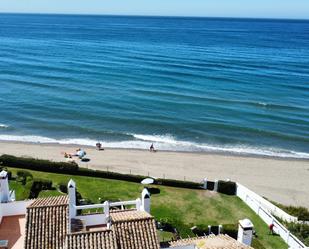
[38,189,65,198]
[8,167,287,249]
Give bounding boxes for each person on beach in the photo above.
[150,143,156,152]
[96,142,104,150]
[63,152,72,158]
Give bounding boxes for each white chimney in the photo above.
[68,179,76,219]
[237,218,254,246]
[0,171,10,203]
[141,188,151,213]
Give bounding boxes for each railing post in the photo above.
[136,198,142,211]
[203,178,207,189]
[214,179,218,192]
[104,201,110,229]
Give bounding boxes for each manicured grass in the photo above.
[9,179,32,200]
[158,231,174,242]
[38,190,65,198]
[7,167,287,249]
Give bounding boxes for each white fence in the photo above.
[236,183,306,249]
[237,183,297,223]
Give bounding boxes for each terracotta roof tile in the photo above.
[112,210,160,249]
[28,195,68,208]
[110,209,152,222]
[66,230,117,249]
[169,234,253,249]
[24,198,68,249]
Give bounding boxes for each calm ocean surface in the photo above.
[0,14,309,158]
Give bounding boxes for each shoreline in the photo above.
[0,139,308,162]
[0,140,309,208]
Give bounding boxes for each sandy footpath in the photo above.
[0,141,308,208]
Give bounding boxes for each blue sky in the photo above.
[1,0,309,19]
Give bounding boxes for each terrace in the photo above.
[0,215,25,249]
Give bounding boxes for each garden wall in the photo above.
[0,199,34,223]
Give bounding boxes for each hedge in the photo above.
[58,182,68,193]
[0,154,78,174]
[217,180,236,195]
[0,154,202,190]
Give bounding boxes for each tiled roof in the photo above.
[24,197,160,249]
[111,210,160,249]
[66,230,117,249]
[168,234,253,249]
[24,196,69,249]
[110,209,152,222]
[28,195,68,207]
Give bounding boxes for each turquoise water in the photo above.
[0,14,309,158]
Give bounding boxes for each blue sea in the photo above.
[0,14,309,158]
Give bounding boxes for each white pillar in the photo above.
[0,171,10,203]
[136,198,142,211]
[237,219,254,246]
[104,201,111,229]
[68,179,76,219]
[203,178,207,189]
[214,179,219,192]
[141,188,151,213]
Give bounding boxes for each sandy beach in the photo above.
[0,141,308,208]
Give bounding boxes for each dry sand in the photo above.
[0,141,308,208]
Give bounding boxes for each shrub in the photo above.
[217,180,236,195]
[17,170,33,185]
[222,223,238,239]
[278,205,309,221]
[0,154,78,174]
[29,178,53,198]
[58,182,68,193]
[157,178,202,189]
[285,222,309,246]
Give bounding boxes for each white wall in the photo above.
[0,200,34,217]
[237,183,297,223]
[236,183,305,249]
[75,213,107,227]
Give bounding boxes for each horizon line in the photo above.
[0,12,308,21]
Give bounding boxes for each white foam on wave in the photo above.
[0,134,308,159]
[0,124,9,128]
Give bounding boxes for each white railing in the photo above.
[236,183,306,249]
[237,183,297,223]
[72,198,142,228]
[75,199,141,211]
